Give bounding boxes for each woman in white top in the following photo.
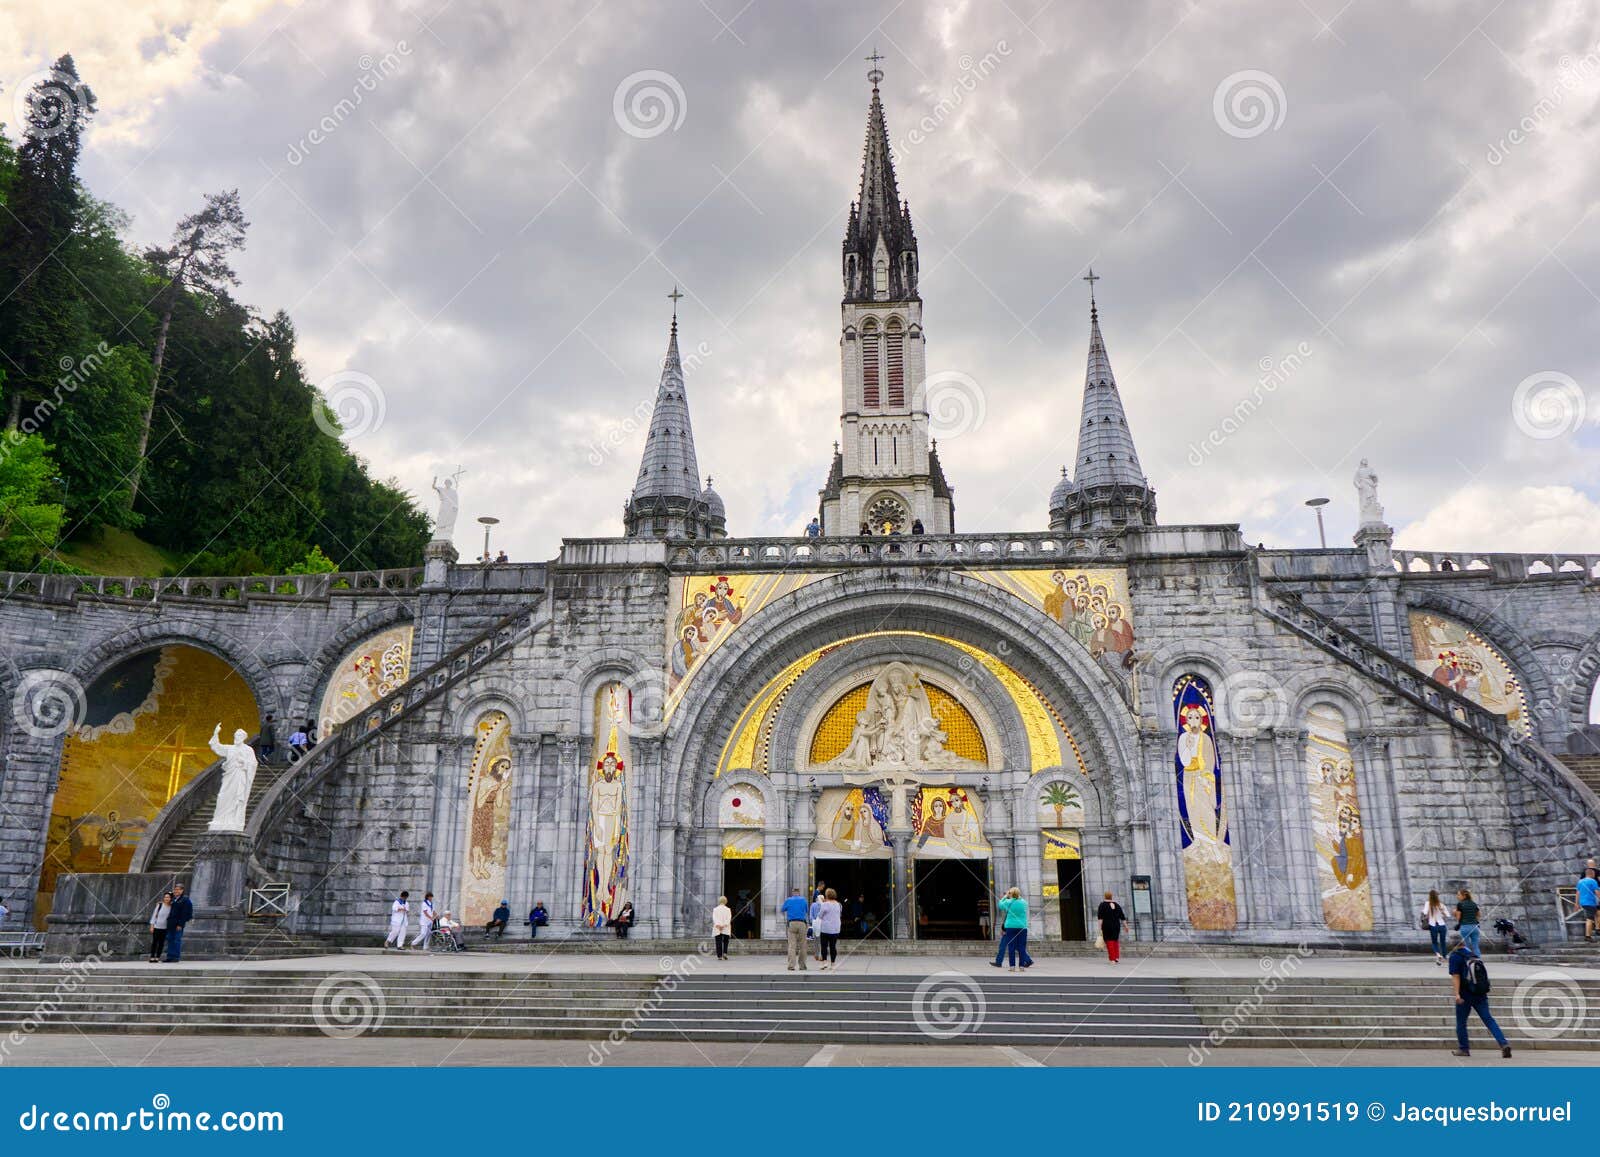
[817,888,844,971]
[712,896,733,960]
[1421,889,1450,964]
[149,892,173,963]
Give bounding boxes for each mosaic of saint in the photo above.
[1305,703,1373,931]
[461,711,513,926]
[317,625,413,737]
[813,787,891,858]
[910,786,989,859]
[1173,674,1237,931]
[968,568,1135,679]
[582,684,632,926]
[665,572,834,709]
[1408,612,1528,735]
[37,645,260,928]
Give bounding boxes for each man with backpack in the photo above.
[1446,930,1512,1058]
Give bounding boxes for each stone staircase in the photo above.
[144,760,294,873]
[1558,754,1600,797]
[3,968,1599,1049]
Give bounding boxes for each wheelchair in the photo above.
[427,926,466,953]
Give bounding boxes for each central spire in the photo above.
[843,58,917,303]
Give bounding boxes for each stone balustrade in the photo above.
[1391,550,1600,580]
[0,567,425,605]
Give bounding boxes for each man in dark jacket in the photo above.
[166,884,194,962]
[1447,930,1511,1058]
[486,900,510,938]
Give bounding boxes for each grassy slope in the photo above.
[53,527,184,576]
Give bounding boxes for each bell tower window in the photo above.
[861,321,880,409]
[885,317,904,408]
[874,256,888,300]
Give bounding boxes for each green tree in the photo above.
[0,57,96,431]
[0,434,65,568]
[130,189,248,506]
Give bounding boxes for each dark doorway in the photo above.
[814,858,893,939]
[723,859,762,939]
[913,858,989,939]
[1056,859,1087,940]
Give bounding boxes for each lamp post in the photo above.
[477,516,499,564]
[1305,497,1329,549]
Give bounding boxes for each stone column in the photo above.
[186,830,251,954]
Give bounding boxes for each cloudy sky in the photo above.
[5,0,1598,560]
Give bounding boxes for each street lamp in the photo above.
[477,516,500,564]
[1305,497,1329,549]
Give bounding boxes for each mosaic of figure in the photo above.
[582,685,632,926]
[1173,675,1237,930]
[663,572,834,706]
[1305,703,1373,931]
[318,626,414,737]
[820,662,985,772]
[815,787,891,857]
[970,569,1136,676]
[1408,612,1528,735]
[911,787,989,859]
[461,711,513,925]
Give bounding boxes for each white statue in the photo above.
[431,474,460,542]
[1353,458,1383,526]
[207,724,260,832]
[822,662,984,772]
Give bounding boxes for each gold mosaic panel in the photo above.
[807,683,988,765]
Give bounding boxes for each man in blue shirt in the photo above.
[780,888,810,971]
[1446,930,1511,1058]
[1578,870,1600,942]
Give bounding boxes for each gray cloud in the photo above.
[37,0,1600,559]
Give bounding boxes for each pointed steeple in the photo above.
[1050,272,1157,532]
[624,292,724,539]
[843,56,918,303]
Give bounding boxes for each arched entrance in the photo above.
[660,569,1138,940]
[33,645,261,927]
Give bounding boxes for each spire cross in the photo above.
[866,48,885,88]
[668,285,684,315]
[1083,267,1100,317]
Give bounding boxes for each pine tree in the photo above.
[130,189,248,505]
[0,56,96,431]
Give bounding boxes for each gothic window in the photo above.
[885,318,905,408]
[861,321,880,408]
[874,256,889,299]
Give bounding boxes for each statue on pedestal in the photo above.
[431,473,461,542]
[208,724,260,832]
[1354,459,1384,527]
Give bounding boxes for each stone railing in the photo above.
[0,567,425,606]
[1391,550,1600,581]
[1262,591,1600,825]
[242,601,544,859]
[654,531,1121,571]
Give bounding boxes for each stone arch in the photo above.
[68,621,281,720]
[660,568,1138,829]
[1561,628,1600,736]
[565,647,658,733]
[287,602,415,725]
[1023,764,1104,827]
[1403,590,1555,740]
[698,769,783,830]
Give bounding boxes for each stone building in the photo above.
[4,73,1600,953]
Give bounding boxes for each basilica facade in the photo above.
[6,75,1600,952]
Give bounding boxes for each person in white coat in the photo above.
[411,892,436,949]
[384,891,410,949]
[712,895,733,960]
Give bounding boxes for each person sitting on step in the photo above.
[485,900,510,938]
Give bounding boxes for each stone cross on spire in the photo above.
[866,48,885,88]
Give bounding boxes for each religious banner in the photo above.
[461,711,513,925]
[909,786,990,859]
[812,787,891,858]
[582,684,631,926]
[1408,611,1528,735]
[664,572,835,711]
[1173,674,1238,930]
[1305,703,1373,931]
